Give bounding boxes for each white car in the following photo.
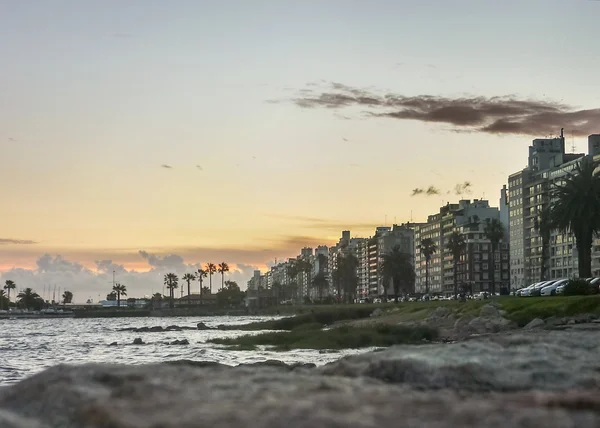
[520,282,544,297]
[540,279,568,296]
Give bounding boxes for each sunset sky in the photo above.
[1,0,599,300]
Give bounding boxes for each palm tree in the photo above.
[217,262,230,291]
[418,238,438,295]
[0,290,7,310]
[286,262,299,301]
[182,273,196,305]
[549,157,600,279]
[311,272,329,302]
[534,205,552,281]
[4,280,16,304]
[112,283,127,308]
[445,231,466,298]
[205,263,217,294]
[338,254,359,303]
[196,268,208,304]
[62,290,73,304]
[17,288,41,310]
[484,218,505,295]
[380,246,415,302]
[163,273,179,308]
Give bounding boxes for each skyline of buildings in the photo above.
[247,131,600,300]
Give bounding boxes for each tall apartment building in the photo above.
[415,199,509,295]
[508,133,600,287]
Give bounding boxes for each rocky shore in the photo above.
[1,322,600,427]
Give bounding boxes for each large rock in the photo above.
[319,327,600,392]
[0,361,600,428]
[371,308,384,318]
[479,304,500,318]
[467,316,516,334]
[524,318,545,330]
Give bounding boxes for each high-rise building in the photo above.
[415,199,509,295]
[508,133,600,287]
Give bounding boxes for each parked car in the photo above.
[540,279,568,296]
[530,280,558,297]
[520,282,544,297]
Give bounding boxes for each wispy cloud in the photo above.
[411,182,473,197]
[0,238,37,245]
[161,164,173,169]
[288,82,600,136]
[196,165,203,171]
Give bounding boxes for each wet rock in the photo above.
[544,316,567,327]
[166,325,183,331]
[148,326,165,332]
[108,342,118,346]
[169,339,189,345]
[467,316,516,334]
[197,322,211,330]
[0,410,49,428]
[524,318,545,330]
[429,307,451,319]
[132,338,144,345]
[1,361,600,428]
[319,328,600,392]
[571,313,598,324]
[479,304,500,318]
[371,308,384,318]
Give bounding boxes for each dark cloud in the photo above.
[0,238,37,245]
[289,82,600,136]
[455,181,473,196]
[138,251,186,269]
[161,164,173,169]
[411,186,440,196]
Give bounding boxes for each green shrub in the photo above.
[564,279,597,296]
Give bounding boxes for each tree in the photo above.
[445,231,466,298]
[534,205,552,282]
[112,283,127,308]
[338,254,359,303]
[151,292,163,309]
[0,290,8,310]
[182,273,196,305]
[17,288,42,310]
[311,272,329,302]
[197,268,208,302]
[418,238,438,295]
[4,280,16,304]
[217,262,230,291]
[331,268,341,302]
[216,280,245,308]
[271,281,283,304]
[286,262,299,301]
[106,291,117,301]
[164,273,179,308]
[484,218,505,295]
[62,290,73,304]
[549,157,600,279]
[205,263,217,294]
[380,246,415,302]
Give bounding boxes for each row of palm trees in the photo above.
[2,280,73,310]
[162,262,230,307]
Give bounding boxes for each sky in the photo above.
[1,0,599,301]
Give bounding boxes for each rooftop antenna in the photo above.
[571,131,576,154]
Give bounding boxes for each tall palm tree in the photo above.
[549,157,600,279]
[217,262,230,291]
[182,273,196,305]
[163,273,179,308]
[4,280,16,304]
[445,231,466,298]
[0,290,7,310]
[534,205,552,281]
[17,288,41,310]
[338,254,359,303]
[205,263,217,294]
[380,246,415,302]
[311,272,329,302]
[418,238,438,295]
[62,290,74,304]
[286,262,299,301]
[484,218,505,295]
[112,283,127,308]
[196,268,208,303]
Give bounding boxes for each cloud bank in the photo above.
[0,252,258,303]
[288,82,599,136]
[0,238,37,245]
